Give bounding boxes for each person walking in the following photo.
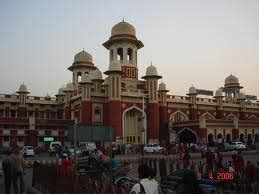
[2,154,12,194]
[130,164,159,194]
[9,148,25,194]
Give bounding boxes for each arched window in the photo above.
[94,107,101,122]
[170,111,188,123]
[117,48,123,61]
[208,133,214,146]
[110,50,114,61]
[77,72,82,82]
[226,134,232,143]
[127,48,133,61]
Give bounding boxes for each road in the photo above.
[0,152,259,193]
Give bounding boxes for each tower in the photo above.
[68,50,96,86]
[90,68,104,93]
[16,84,29,117]
[104,61,122,140]
[214,88,224,119]
[79,73,93,124]
[142,64,162,143]
[103,20,143,79]
[223,74,243,100]
[158,81,169,144]
[187,86,198,120]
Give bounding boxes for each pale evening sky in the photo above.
[0,0,258,98]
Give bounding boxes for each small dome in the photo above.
[19,84,28,93]
[64,83,74,92]
[108,61,121,72]
[239,92,246,100]
[111,21,136,37]
[74,50,93,63]
[225,74,239,85]
[146,64,158,76]
[80,73,92,83]
[45,94,50,98]
[189,86,197,94]
[103,77,109,86]
[215,88,223,97]
[159,82,166,90]
[57,88,65,95]
[90,69,103,80]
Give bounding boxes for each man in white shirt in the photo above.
[130,164,159,194]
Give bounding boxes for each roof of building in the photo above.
[111,20,136,37]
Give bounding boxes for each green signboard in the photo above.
[44,137,54,142]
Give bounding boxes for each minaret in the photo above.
[214,88,224,119]
[103,20,143,79]
[142,63,162,143]
[67,50,96,87]
[63,83,74,120]
[16,84,29,117]
[104,61,122,140]
[90,68,104,93]
[79,73,93,124]
[158,81,169,144]
[187,86,198,120]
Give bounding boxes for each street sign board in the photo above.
[196,89,214,96]
[44,137,54,142]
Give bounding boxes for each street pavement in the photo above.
[0,151,259,193]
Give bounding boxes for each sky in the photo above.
[0,0,258,98]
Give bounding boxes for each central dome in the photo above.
[111,21,136,37]
[74,50,93,63]
[225,74,239,85]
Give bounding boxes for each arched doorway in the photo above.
[177,128,197,144]
[226,134,232,143]
[208,134,214,146]
[122,106,145,145]
[240,134,245,143]
[217,133,223,144]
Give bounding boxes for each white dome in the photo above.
[19,84,28,93]
[225,74,239,85]
[90,69,103,80]
[64,83,74,92]
[80,73,92,83]
[159,82,166,90]
[111,21,136,37]
[103,77,109,86]
[57,88,65,95]
[239,92,246,100]
[45,94,50,98]
[74,50,93,63]
[215,88,223,97]
[146,64,158,76]
[189,86,197,94]
[108,61,121,72]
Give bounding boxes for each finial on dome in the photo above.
[151,61,153,66]
[122,18,124,22]
[83,48,84,51]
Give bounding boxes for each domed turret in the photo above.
[224,74,240,87]
[189,86,197,94]
[111,21,136,37]
[215,88,223,97]
[142,63,162,79]
[74,50,93,63]
[80,73,92,84]
[57,88,65,96]
[104,61,122,75]
[159,82,166,91]
[18,84,29,93]
[90,69,103,80]
[63,83,74,92]
[239,92,246,100]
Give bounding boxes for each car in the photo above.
[143,144,163,154]
[22,146,35,157]
[224,142,246,151]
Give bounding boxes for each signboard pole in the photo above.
[73,118,78,175]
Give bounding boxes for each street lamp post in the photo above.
[142,94,149,145]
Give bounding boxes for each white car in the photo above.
[22,146,35,157]
[225,142,246,151]
[143,144,163,154]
